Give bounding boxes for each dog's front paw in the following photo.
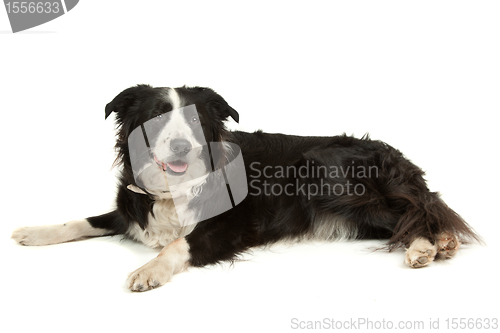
[126,257,173,292]
[11,226,57,246]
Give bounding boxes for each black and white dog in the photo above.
[12,85,481,292]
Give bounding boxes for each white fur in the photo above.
[126,198,196,248]
[168,87,182,110]
[153,109,195,160]
[11,219,110,246]
[310,215,358,241]
[137,161,171,192]
[149,100,207,191]
[405,237,438,268]
[126,237,190,291]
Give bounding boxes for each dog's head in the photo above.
[105,85,239,197]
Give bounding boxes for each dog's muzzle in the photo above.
[154,154,188,174]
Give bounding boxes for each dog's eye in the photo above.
[190,116,199,124]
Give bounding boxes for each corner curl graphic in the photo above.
[4,0,79,33]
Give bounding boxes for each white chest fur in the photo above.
[127,198,196,248]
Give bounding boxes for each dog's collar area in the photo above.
[127,184,170,195]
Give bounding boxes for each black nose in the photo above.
[170,138,192,155]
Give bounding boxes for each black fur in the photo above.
[89,84,481,268]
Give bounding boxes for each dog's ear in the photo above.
[207,100,240,123]
[227,105,239,123]
[105,84,154,120]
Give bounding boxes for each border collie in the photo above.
[11,85,481,292]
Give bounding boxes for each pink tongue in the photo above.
[167,162,188,173]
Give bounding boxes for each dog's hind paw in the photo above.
[405,238,438,268]
[436,232,461,259]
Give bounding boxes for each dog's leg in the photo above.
[11,211,122,246]
[404,232,462,268]
[11,219,110,246]
[126,238,190,292]
[126,219,250,292]
[388,190,480,268]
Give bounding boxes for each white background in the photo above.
[1,1,499,332]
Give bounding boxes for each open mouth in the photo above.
[154,155,188,175]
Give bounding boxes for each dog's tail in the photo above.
[387,191,483,250]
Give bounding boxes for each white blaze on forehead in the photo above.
[168,87,182,110]
[153,89,197,160]
[154,108,193,159]
[168,109,191,138]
